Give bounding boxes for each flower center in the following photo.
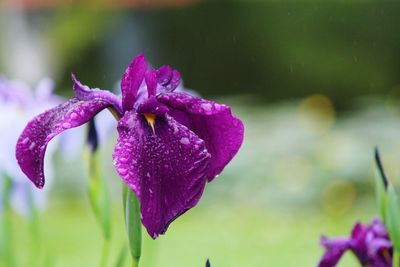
[144,113,156,133]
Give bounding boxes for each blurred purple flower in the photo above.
[0,76,60,215]
[16,53,244,238]
[318,218,392,267]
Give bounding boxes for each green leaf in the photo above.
[86,149,112,241]
[386,184,400,252]
[374,166,388,223]
[113,245,127,267]
[393,250,400,267]
[374,148,388,223]
[122,184,142,266]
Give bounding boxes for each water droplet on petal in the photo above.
[201,103,212,112]
[29,142,36,150]
[70,112,78,119]
[62,122,71,128]
[180,137,190,145]
[119,157,128,163]
[119,168,128,176]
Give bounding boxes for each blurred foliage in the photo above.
[2,199,375,267]
[2,1,399,108]
[34,1,400,109]
[48,7,123,93]
[145,1,400,107]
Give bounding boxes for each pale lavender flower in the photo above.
[0,76,59,215]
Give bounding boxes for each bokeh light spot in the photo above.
[297,94,335,135]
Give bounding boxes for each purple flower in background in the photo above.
[318,218,392,267]
[16,53,244,238]
[0,76,60,215]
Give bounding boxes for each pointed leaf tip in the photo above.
[206,259,211,267]
[375,147,389,190]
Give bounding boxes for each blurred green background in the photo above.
[2,1,400,266]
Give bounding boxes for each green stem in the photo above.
[100,239,110,267]
[122,184,142,267]
[28,190,41,267]
[85,141,112,267]
[131,260,139,267]
[393,250,400,267]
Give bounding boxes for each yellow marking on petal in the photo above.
[144,113,156,133]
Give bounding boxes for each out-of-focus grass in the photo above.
[7,197,375,267]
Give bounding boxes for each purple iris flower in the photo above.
[16,53,244,238]
[318,218,392,267]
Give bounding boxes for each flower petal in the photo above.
[137,96,169,116]
[350,223,369,264]
[371,218,389,238]
[72,74,123,115]
[156,65,181,93]
[113,112,210,238]
[16,78,120,188]
[319,236,350,267]
[157,92,244,181]
[367,238,392,259]
[121,53,147,112]
[156,66,173,84]
[145,68,157,97]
